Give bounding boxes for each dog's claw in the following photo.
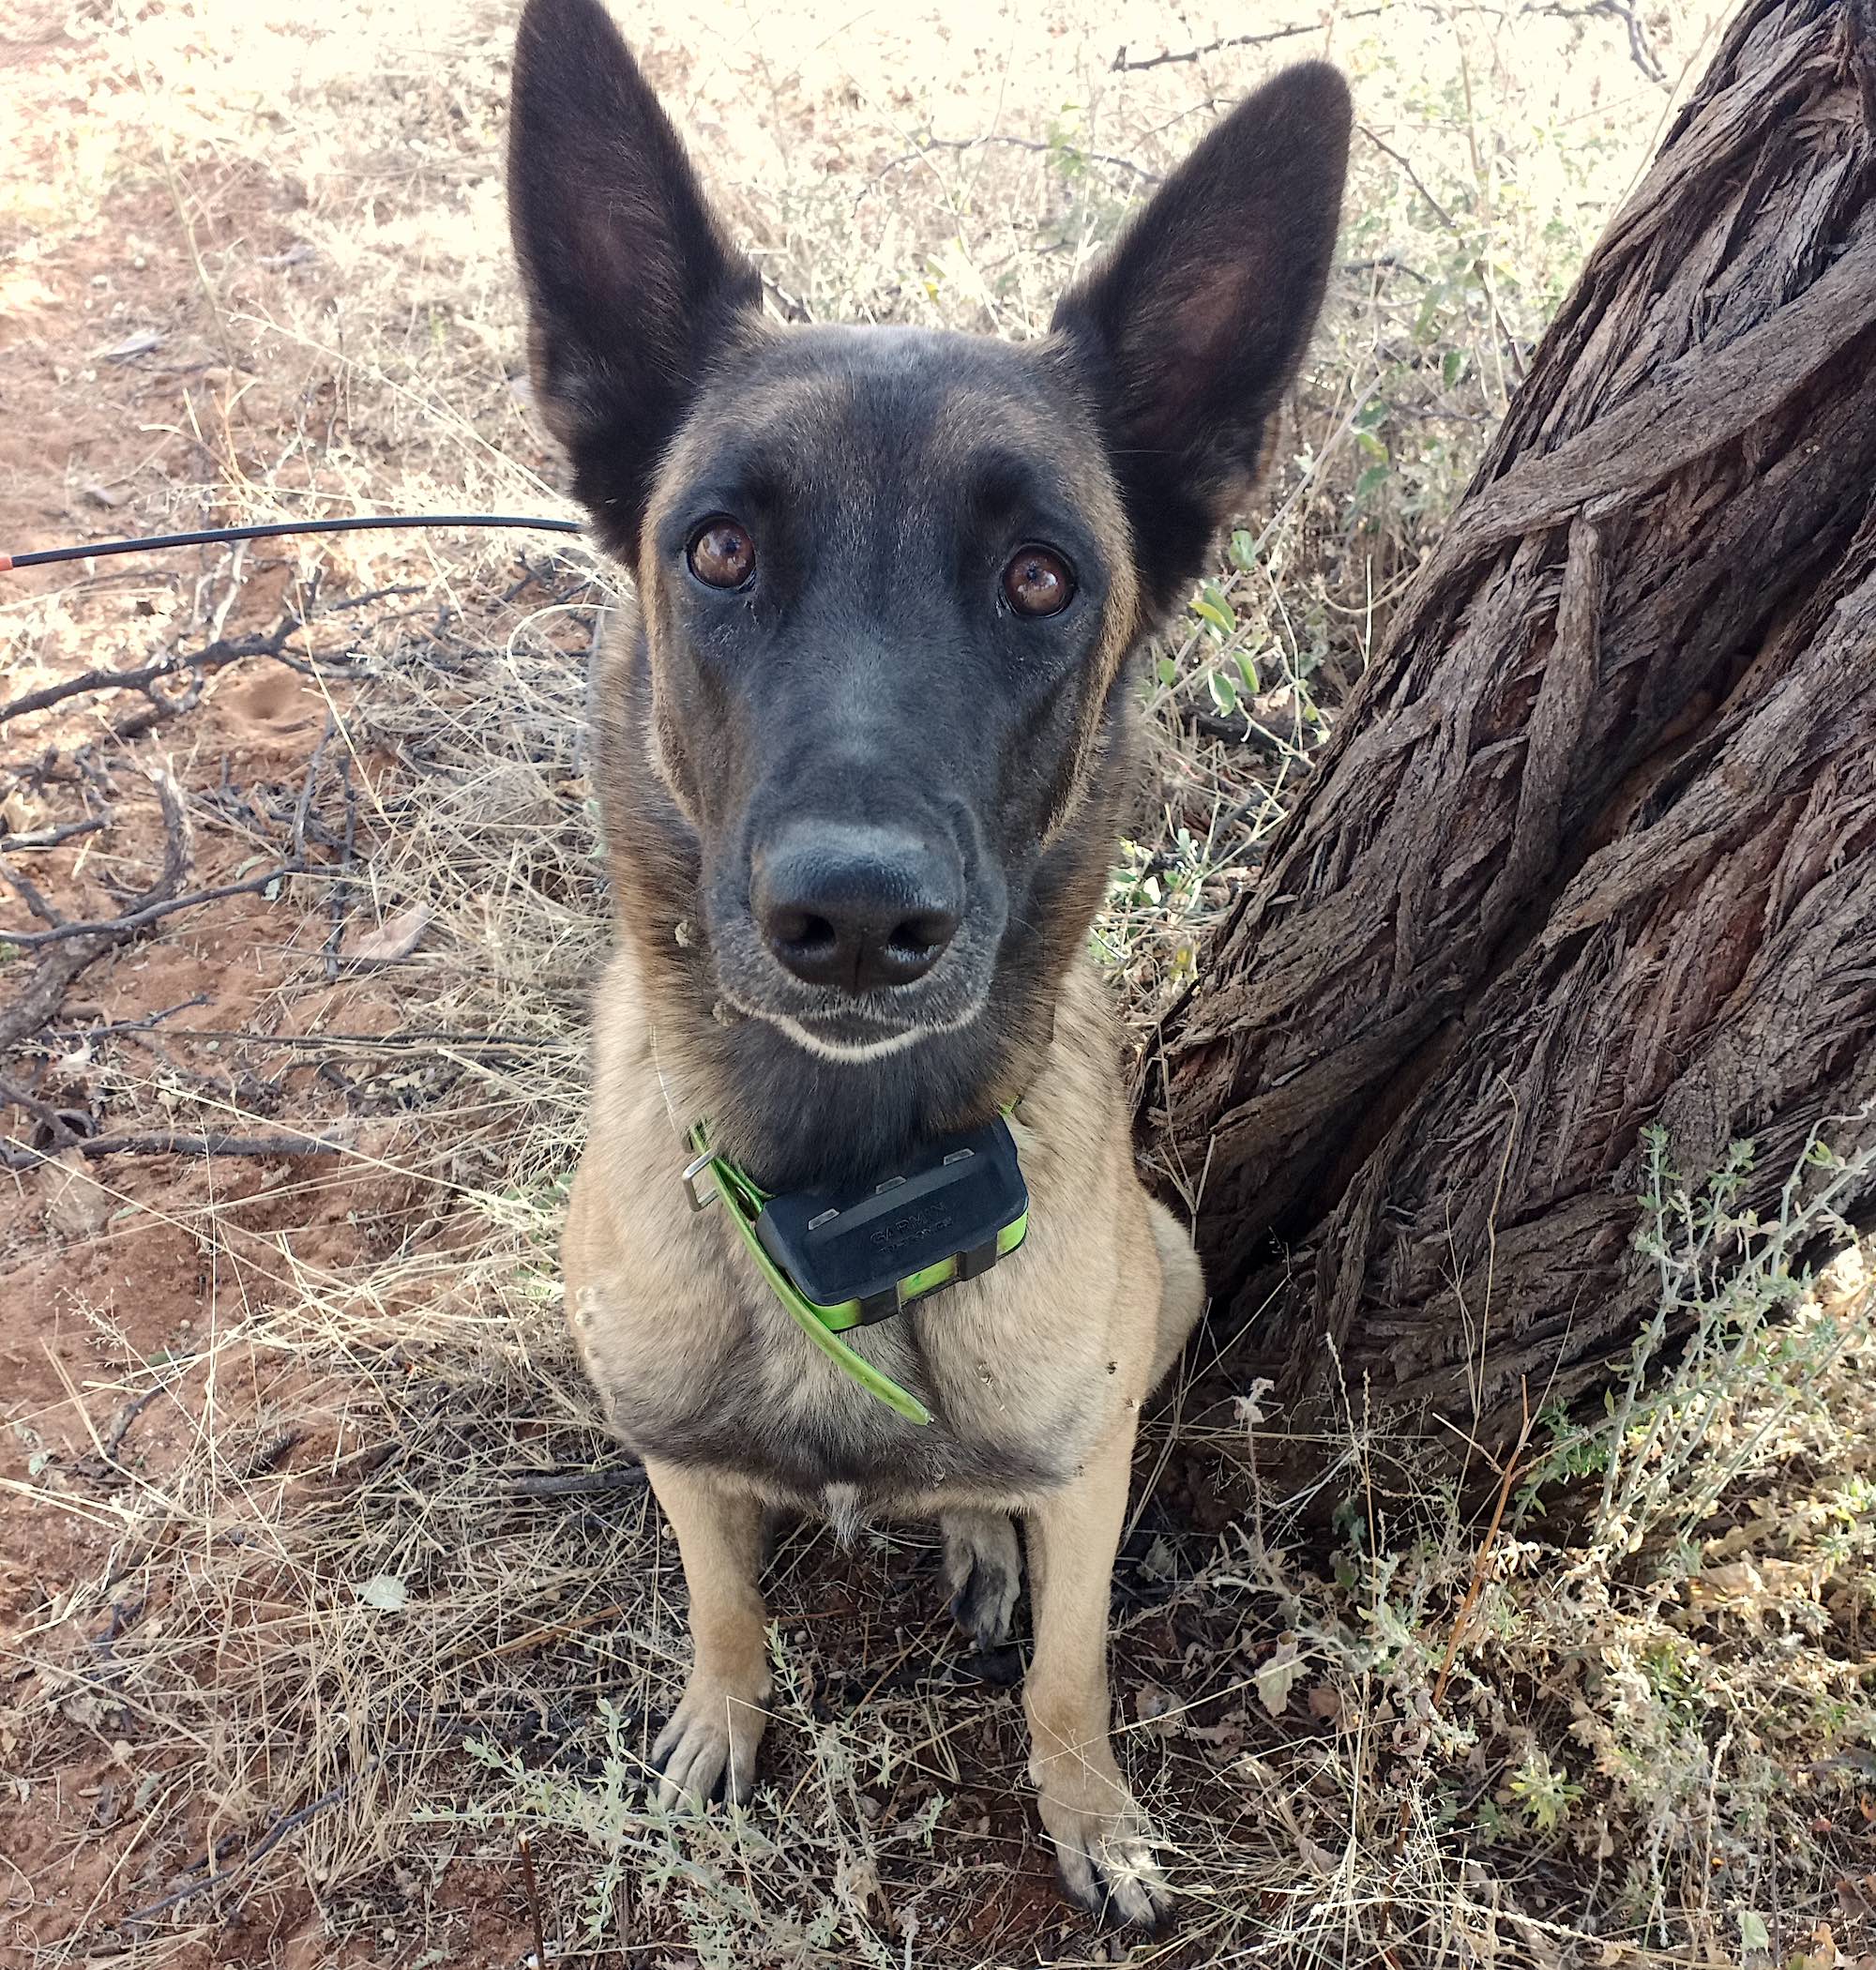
[1050,1821,1170,1930]
[650,1680,766,1811]
[942,1509,1021,1650]
[1039,1784,1171,1931]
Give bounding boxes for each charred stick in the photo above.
[0,862,299,950]
[119,1775,362,1932]
[1,813,111,852]
[0,1127,353,1170]
[0,859,65,926]
[0,775,191,1052]
[0,620,304,729]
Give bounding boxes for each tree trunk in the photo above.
[1138,0,1876,1462]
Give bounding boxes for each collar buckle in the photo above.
[679,1148,720,1213]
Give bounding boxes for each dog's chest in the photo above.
[563,954,1142,1515]
[591,1285,1089,1511]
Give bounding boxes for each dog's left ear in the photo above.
[1051,63,1352,619]
[507,0,763,558]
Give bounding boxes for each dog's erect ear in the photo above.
[507,0,762,557]
[1051,63,1351,620]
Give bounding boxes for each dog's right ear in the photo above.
[507,0,762,558]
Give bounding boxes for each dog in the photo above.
[507,0,1349,1925]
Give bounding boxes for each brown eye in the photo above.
[687,518,756,589]
[1002,544,1075,617]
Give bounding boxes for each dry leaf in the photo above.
[99,328,162,360]
[344,902,432,964]
[1256,1633,1306,1717]
[1233,1376,1274,1429]
[1294,1829,1336,1877]
[41,1152,111,1239]
[1134,1682,1180,1735]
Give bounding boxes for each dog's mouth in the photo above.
[702,868,1004,1062]
[746,993,988,1062]
[711,948,995,1056]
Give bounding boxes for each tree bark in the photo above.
[1138,0,1876,1461]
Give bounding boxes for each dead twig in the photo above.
[323,753,358,977]
[872,133,1162,191]
[1360,125,1528,382]
[0,861,298,950]
[1,813,111,852]
[1431,1379,1534,1712]
[0,1126,354,1169]
[1360,124,1458,233]
[100,1381,173,1462]
[293,712,338,863]
[518,1833,550,1970]
[45,1023,557,1053]
[502,1467,649,1499]
[1112,9,1387,69]
[32,993,209,1046]
[0,774,189,1053]
[119,1774,363,1932]
[0,858,65,926]
[0,617,306,729]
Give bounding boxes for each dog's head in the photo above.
[508,0,1348,1071]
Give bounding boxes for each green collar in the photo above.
[681,1113,1029,1427]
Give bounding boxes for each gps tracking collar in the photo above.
[681,1114,1031,1424]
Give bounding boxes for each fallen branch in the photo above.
[0,861,301,950]
[1,813,111,852]
[0,775,189,1053]
[0,618,305,729]
[1112,9,1387,69]
[0,1126,354,1170]
[119,1773,364,1932]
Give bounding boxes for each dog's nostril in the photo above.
[789,913,839,954]
[888,911,958,961]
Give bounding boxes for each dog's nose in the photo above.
[753,826,961,993]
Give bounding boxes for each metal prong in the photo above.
[681,1150,719,1212]
[807,1208,839,1231]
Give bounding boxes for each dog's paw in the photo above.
[1038,1785,1171,1931]
[942,1509,1021,1649]
[650,1677,767,1811]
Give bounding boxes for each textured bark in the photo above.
[1139,0,1876,1457]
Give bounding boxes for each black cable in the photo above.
[1,512,584,572]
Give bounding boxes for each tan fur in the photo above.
[510,0,1347,1923]
[564,928,1204,1917]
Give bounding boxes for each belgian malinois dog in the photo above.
[508,0,1349,1924]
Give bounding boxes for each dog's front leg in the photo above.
[1021,1427,1168,1927]
[645,1457,771,1809]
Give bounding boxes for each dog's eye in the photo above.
[1002,544,1075,618]
[688,518,756,589]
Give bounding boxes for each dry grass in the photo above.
[8,1,1874,1964]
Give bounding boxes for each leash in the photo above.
[0,512,583,573]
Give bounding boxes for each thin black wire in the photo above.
[1,512,584,571]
